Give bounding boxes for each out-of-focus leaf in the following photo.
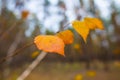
[72,20,89,43]
[86,70,96,77]
[113,47,120,54]
[31,51,39,58]
[74,43,80,50]
[21,10,29,19]
[74,74,83,80]
[34,35,65,56]
[84,17,104,30]
[114,61,120,67]
[56,30,74,44]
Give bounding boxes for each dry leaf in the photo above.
[84,17,104,30]
[56,30,74,44]
[34,35,65,56]
[72,20,89,43]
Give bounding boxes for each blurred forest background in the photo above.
[0,0,120,80]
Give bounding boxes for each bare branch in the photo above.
[17,51,47,80]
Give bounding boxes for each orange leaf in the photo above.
[72,20,89,43]
[56,30,74,44]
[21,10,29,19]
[84,17,104,30]
[34,35,65,56]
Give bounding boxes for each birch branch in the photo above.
[17,51,47,80]
[7,30,23,63]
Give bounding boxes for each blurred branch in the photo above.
[0,22,17,41]
[63,22,70,29]
[6,30,23,63]
[89,0,95,14]
[17,51,47,80]
[79,0,84,8]
[0,42,34,64]
[57,22,70,32]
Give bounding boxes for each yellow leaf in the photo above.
[72,20,89,43]
[114,61,120,67]
[56,30,74,44]
[74,74,83,80]
[31,51,39,58]
[74,43,80,50]
[84,18,96,30]
[84,17,104,30]
[86,70,96,77]
[34,35,65,56]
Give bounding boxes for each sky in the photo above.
[1,0,120,36]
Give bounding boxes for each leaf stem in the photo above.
[57,22,70,33]
[63,22,70,29]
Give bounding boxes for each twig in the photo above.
[63,22,70,29]
[0,42,34,64]
[6,30,23,63]
[57,22,70,33]
[17,51,47,80]
[0,22,17,41]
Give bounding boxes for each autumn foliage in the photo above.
[21,10,29,19]
[34,17,104,56]
[34,35,65,56]
[56,30,74,44]
[72,17,104,43]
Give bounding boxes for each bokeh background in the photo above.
[0,0,120,80]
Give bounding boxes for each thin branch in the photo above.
[57,22,70,33]
[0,42,34,64]
[17,51,47,80]
[6,30,23,63]
[63,22,70,29]
[0,22,17,41]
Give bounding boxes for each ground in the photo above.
[5,62,120,80]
